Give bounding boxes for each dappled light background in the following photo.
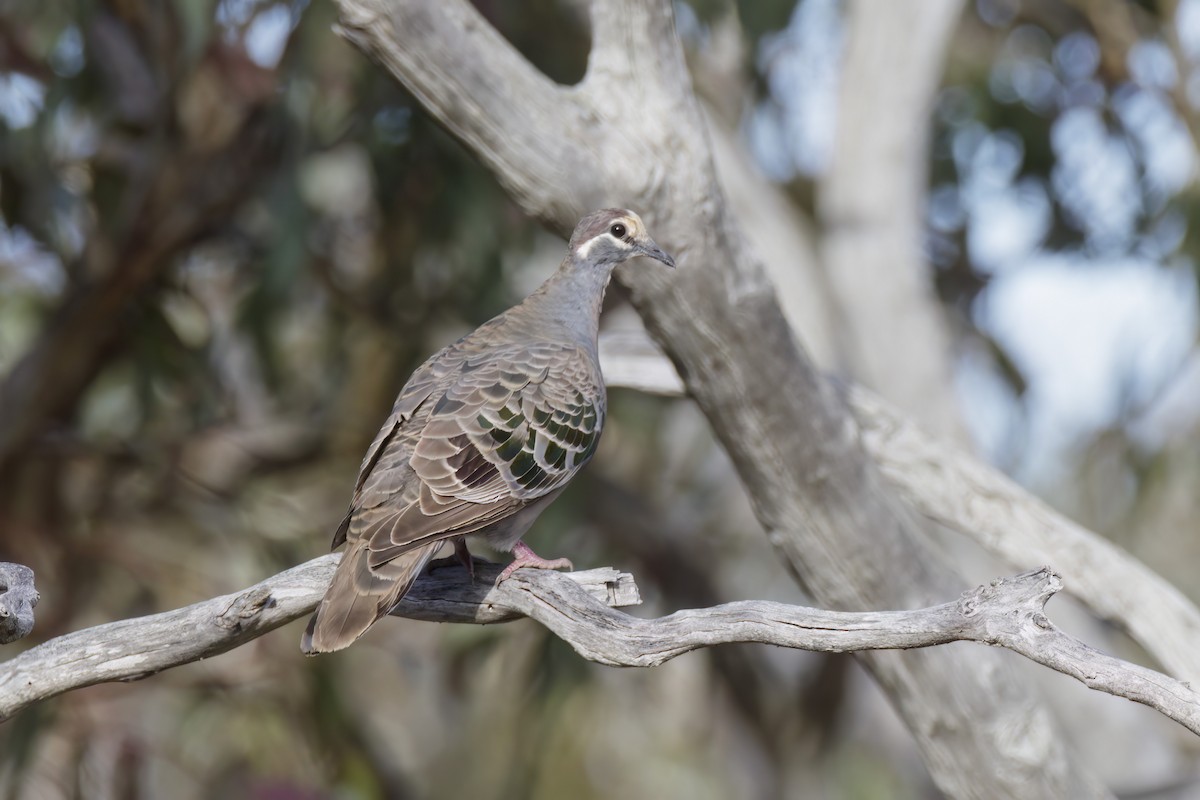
[1,0,1198,797]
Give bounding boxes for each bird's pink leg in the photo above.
[497,541,574,583]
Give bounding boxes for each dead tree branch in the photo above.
[2,561,1197,739]
[0,560,639,722]
[507,567,1200,740]
[853,387,1200,685]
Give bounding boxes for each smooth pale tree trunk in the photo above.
[820,0,967,442]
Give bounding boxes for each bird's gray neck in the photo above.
[511,255,614,351]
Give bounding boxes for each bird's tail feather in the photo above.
[301,540,437,654]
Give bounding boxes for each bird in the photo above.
[301,208,675,653]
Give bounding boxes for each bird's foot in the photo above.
[497,541,574,583]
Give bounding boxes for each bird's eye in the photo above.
[610,223,627,238]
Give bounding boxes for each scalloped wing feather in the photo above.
[306,341,604,652]
[350,342,603,558]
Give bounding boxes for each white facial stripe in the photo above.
[575,233,633,260]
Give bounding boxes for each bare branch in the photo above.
[598,334,1200,686]
[0,564,37,645]
[598,330,686,395]
[584,0,691,99]
[3,560,1197,739]
[0,559,638,722]
[507,567,1200,738]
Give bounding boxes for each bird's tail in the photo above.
[301,540,437,654]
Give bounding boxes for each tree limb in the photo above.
[333,0,596,224]
[0,564,37,645]
[0,559,639,722]
[3,560,1197,739]
[508,567,1200,740]
[598,333,1200,686]
[704,109,840,368]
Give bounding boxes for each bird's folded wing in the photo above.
[344,342,605,568]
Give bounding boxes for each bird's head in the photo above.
[569,208,676,270]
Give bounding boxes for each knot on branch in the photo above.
[217,586,275,630]
[0,563,38,645]
[961,567,1062,610]
[955,568,1064,635]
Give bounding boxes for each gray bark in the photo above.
[0,564,37,645]
[331,0,1109,796]
[854,387,1200,685]
[705,111,839,367]
[0,561,638,721]
[512,567,1200,741]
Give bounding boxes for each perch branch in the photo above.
[2,561,1197,738]
[0,559,638,722]
[851,386,1200,685]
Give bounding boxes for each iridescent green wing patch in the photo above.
[410,343,606,503]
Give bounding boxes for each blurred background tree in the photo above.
[1,0,1199,797]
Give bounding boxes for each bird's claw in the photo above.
[497,541,574,583]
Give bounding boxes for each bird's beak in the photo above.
[635,239,676,269]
